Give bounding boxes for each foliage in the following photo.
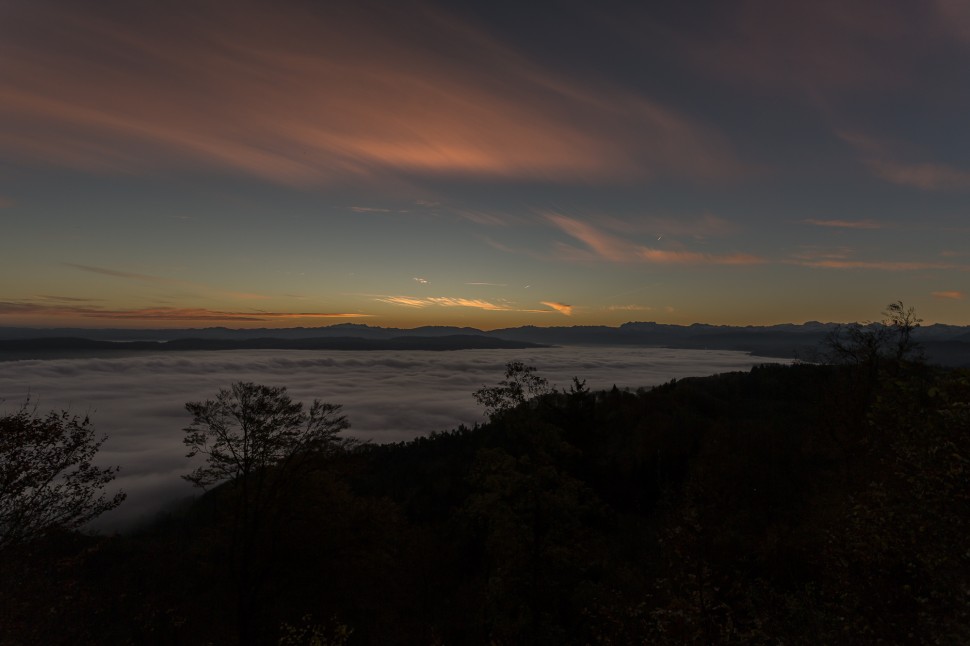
[0,402,125,550]
[473,361,552,419]
[182,381,350,489]
[6,332,970,644]
[823,300,924,367]
[182,382,351,644]
[278,614,353,646]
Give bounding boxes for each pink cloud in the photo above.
[686,0,909,95]
[545,212,763,266]
[931,290,965,300]
[838,132,970,191]
[0,2,742,186]
[935,0,970,43]
[544,213,632,262]
[866,160,970,191]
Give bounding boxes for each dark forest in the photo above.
[2,311,968,645]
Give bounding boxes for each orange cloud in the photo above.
[375,295,551,313]
[376,296,430,308]
[931,290,965,300]
[0,2,741,186]
[426,297,511,311]
[540,301,573,316]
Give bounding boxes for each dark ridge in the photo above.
[0,334,547,358]
[1,323,968,366]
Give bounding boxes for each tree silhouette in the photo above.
[0,402,125,550]
[181,382,351,644]
[474,361,552,420]
[182,381,349,490]
[823,300,923,367]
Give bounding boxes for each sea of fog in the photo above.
[0,347,788,531]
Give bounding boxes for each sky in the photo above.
[1,0,968,329]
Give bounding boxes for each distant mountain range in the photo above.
[1,321,969,366]
[0,334,546,360]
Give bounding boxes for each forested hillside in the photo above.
[2,347,968,644]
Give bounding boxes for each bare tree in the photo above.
[0,402,125,550]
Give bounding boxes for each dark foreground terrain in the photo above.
[2,352,968,644]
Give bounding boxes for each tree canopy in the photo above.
[474,361,552,420]
[0,403,125,550]
[182,381,350,489]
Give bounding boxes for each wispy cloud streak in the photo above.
[0,1,741,185]
[839,131,970,191]
[375,295,552,313]
[63,262,270,301]
[545,213,763,266]
[804,219,883,229]
[64,263,178,283]
[0,301,369,322]
[540,301,573,316]
[796,260,966,271]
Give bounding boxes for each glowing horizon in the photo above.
[2,1,968,328]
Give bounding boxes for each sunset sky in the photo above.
[2,0,968,329]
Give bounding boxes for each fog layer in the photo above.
[0,348,786,530]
